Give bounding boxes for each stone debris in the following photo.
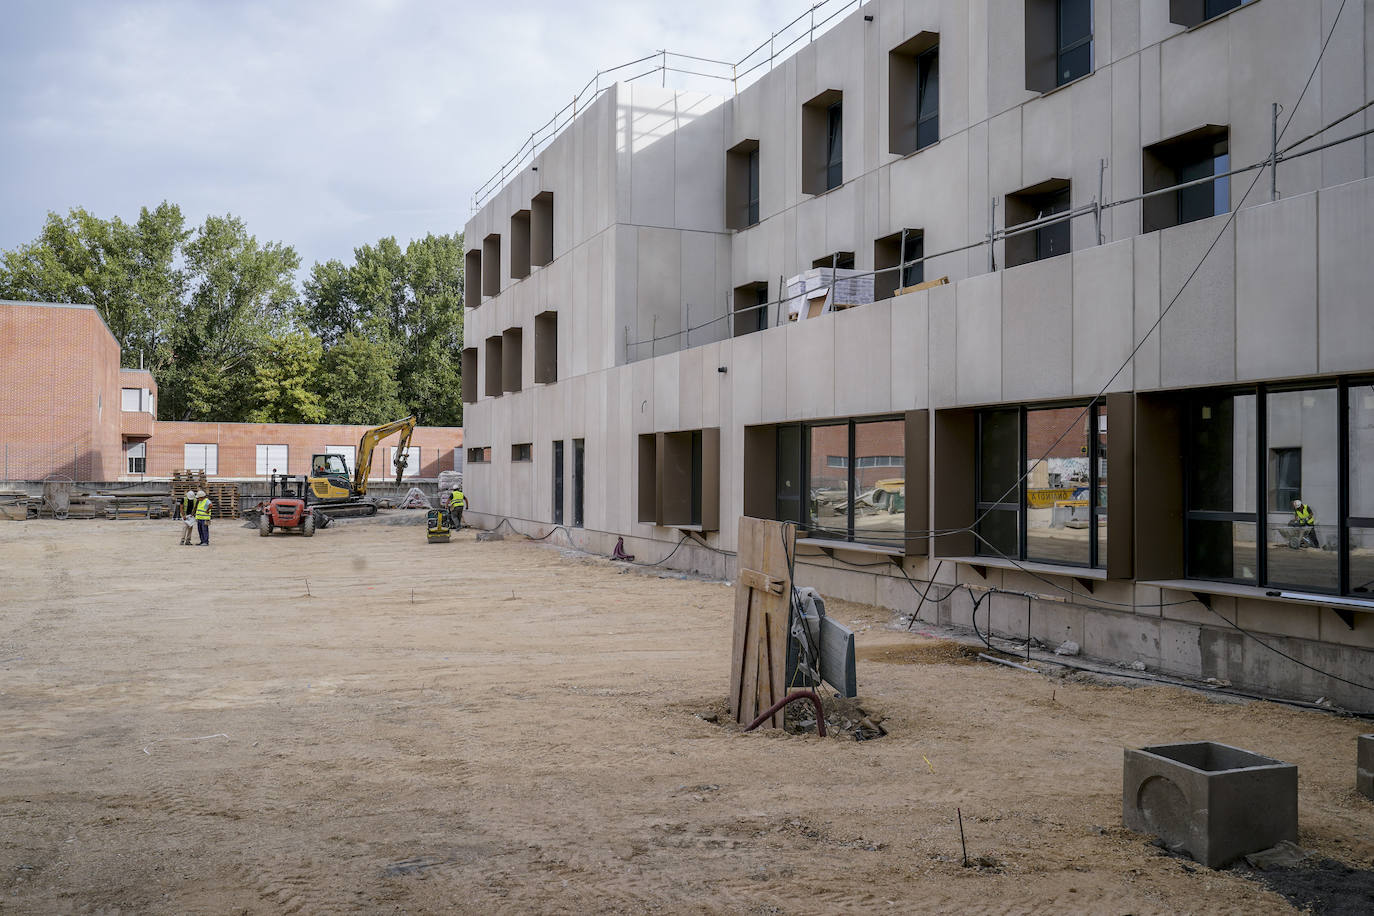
[1054,640,1081,656]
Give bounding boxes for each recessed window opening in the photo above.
[776,417,907,547]
[812,251,856,271]
[481,233,501,297]
[462,347,478,404]
[467,446,492,464]
[510,209,531,280]
[1170,0,1256,28]
[484,335,503,399]
[1056,0,1092,86]
[1005,180,1072,268]
[552,440,565,524]
[1143,127,1230,232]
[512,443,532,462]
[889,32,939,156]
[534,311,558,383]
[1025,0,1092,92]
[531,191,554,267]
[726,139,761,230]
[464,249,482,308]
[874,230,924,301]
[733,282,770,336]
[502,326,523,393]
[802,89,843,195]
[975,403,1107,569]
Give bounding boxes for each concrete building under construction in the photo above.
[461,0,1374,708]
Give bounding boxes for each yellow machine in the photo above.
[306,416,417,517]
[426,508,452,543]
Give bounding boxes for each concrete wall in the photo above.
[461,0,1374,709]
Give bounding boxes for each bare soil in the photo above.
[1,516,1371,914]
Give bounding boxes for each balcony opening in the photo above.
[1005,179,1071,268]
[502,326,523,393]
[464,248,482,308]
[484,335,503,399]
[874,230,924,301]
[533,311,559,384]
[481,233,501,297]
[889,32,939,156]
[531,191,554,267]
[802,89,843,195]
[638,429,720,531]
[811,251,856,271]
[726,139,761,229]
[510,209,531,280]
[733,282,770,336]
[1142,126,1230,232]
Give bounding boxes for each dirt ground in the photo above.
[1,516,1371,915]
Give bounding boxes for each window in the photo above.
[464,248,482,308]
[1005,180,1071,268]
[462,347,478,404]
[452,447,465,475]
[126,441,146,475]
[512,443,532,462]
[534,311,558,383]
[1183,382,1368,595]
[975,403,1107,568]
[1143,127,1230,232]
[467,446,492,464]
[484,335,503,399]
[324,445,355,476]
[1025,1,1092,92]
[811,251,856,271]
[874,230,924,301]
[531,192,555,267]
[389,446,420,479]
[726,139,761,229]
[1170,0,1256,28]
[120,388,144,412]
[183,444,218,475]
[481,233,501,297]
[502,326,523,393]
[636,429,721,531]
[510,209,531,280]
[733,282,769,336]
[890,34,941,156]
[553,440,565,525]
[572,438,585,528]
[255,444,289,476]
[776,417,906,547]
[801,89,843,195]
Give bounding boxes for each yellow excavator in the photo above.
[306,416,417,517]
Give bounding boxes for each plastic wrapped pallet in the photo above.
[783,268,875,321]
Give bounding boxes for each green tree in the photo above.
[303,232,464,426]
[249,329,327,423]
[0,205,298,422]
[319,331,404,425]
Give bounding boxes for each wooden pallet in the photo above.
[728,517,796,729]
[203,482,239,519]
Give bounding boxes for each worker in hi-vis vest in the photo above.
[1290,498,1320,548]
[450,488,465,529]
[195,491,214,546]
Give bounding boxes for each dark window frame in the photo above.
[552,440,565,525]
[777,415,907,548]
[1056,0,1093,87]
[747,147,760,226]
[915,45,940,150]
[974,401,1107,569]
[1184,377,1373,596]
[825,101,843,191]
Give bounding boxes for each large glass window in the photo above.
[777,417,906,547]
[1183,382,1374,596]
[976,403,1107,568]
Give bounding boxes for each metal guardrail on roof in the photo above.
[470,0,863,213]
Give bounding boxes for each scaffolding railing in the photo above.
[619,107,1374,360]
[470,0,864,211]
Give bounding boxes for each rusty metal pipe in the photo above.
[743,689,827,737]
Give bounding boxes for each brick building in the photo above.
[0,300,463,482]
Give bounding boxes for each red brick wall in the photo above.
[0,302,123,480]
[148,422,464,479]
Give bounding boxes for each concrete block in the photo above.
[1359,734,1373,800]
[1123,741,1298,868]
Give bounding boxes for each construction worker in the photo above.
[179,489,198,546]
[1290,498,1320,548]
[449,487,465,529]
[195,489,213,546]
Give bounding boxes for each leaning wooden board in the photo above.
[729,517,795,729]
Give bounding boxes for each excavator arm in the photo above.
[353,416,418,495]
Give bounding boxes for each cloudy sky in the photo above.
[0,0,818,272]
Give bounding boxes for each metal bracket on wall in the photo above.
[1192,592,1213,611]
[1075,576,1096,594]
[1331,608,1356,630]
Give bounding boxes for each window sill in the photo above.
[667,523,710,533]
[804,183,845,199]
[943,554,1107,583]
[1034,71,1094,99]
[891,137,941,161]
[1178,2,1257,34]
[797,536,904,558]
[1141,578,1374,614]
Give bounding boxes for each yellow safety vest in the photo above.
[195,498,213,520]
[1295,504,1315,525]
[451,490,465,509]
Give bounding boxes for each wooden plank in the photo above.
[737,567,784,595]
[730,517,795,728]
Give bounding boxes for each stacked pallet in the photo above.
[204,482,239,519]
[170,470,207,505]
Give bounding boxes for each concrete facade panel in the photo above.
[1235,193,1319,380]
